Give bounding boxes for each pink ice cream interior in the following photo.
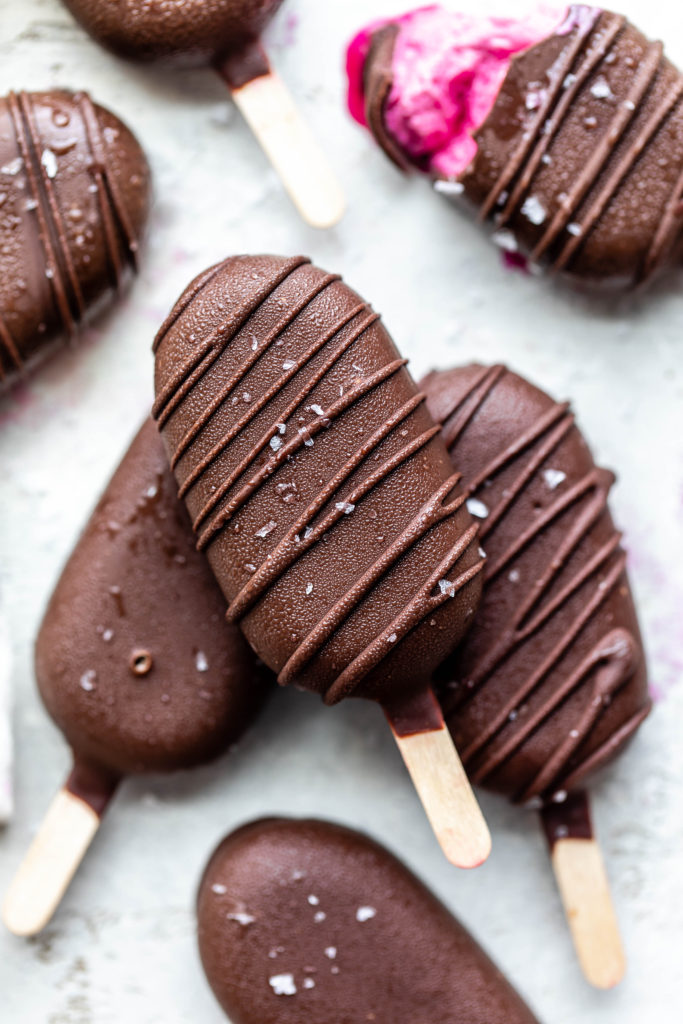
[346,4,570,178]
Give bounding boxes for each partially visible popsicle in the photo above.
[3,419,268,937]
[63,0,344,228]
[197,817,541,1024]
[153,254,490,868]
[422,363,651,987]
[348,5,683,289]
[0,90,150,389]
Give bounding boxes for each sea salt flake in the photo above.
[102,628,114,642]
[270,435,282,452]
[433,179,464,196]
[491,229,518,252]
[228,911,255,926]
[356,906,376,922]
[308,895,319,905]
[508,569,521,583]
[521,195,546,225]
[41,149,58,178]
[466,498,489,519]
[282,359,295,370]
[552,789,568,804]
[324,947,337,959]
[590,76,612,100]
[305,582,313,596]
[387,633,397,644]
[1,157,23,175]
[269,974,297,996]
[211,883,228,894]
[303,978,315,989]
[567,222,582,237]
[298,427,314,447]
[80,669,96,691]
[335,501,355,515]
[314,911,326,923]
[438,579,456,597]
[195,651,209,672]
[563,73,577,89]
[569,729,580,739]
[623,99,636,111]
[256,520,277,538]
[309,404,325,416]
[543,468,566,490]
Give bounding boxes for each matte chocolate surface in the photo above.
[0,90,149,388]
[197,817,541,1024]
[422,364,650,803]
[36,419,268,784]
[153,255,483,710]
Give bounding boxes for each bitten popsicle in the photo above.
[3,419,268,937]
[197,817,541,1024]
[422,363,651,987]
[62,0,344,227]
[153,254,490,868]
[0,90,150,389]
[348,5,683,290]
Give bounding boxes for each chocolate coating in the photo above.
[35,418,268,782]
[363,6,683,289]
[422,364,650,803]
[197,817,540,1024]
[63,0,284,67]
[0,91,149,389]
[153,255,483,710]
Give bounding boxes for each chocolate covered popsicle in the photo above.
[0,90,149,389]
[422,363,651,986]
[62,0,344,227]
[348,5,683,290]
[153,254,490,867]
[198,817,541,1024]
[3,419,268,937]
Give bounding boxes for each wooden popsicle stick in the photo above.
[224,67,345,229]
[386,692,491,869]
[3,786,103,937]
[541,792,625,989]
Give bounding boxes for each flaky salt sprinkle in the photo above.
[269,974,297,996]
[255,520,277,538]
[466,497,489,519]
[356,906,376,922]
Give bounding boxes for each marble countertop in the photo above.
[1,0,682,1020]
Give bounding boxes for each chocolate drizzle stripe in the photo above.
[558,701,650,794]
[78,91,141,276]
[461,533,625,769]
[531,41,664,262]
[278,474,476,697]
[517,628,636,799]
[325,524,484,705]
[184,308,378,510]
[227,393,430,623]
[8,92,77,337]
[18,92,87,323]
[197,358,407,549]
[77,95,124,289]
[441,364,506,449]
[433,368,640,799]
[555,77,683,271]
[190,310,380,528]
[152,261,231,355]
[171,272,342,467]
[152,257,308,423]
[480,8,609,221]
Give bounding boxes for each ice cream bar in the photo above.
[197,817,541,1024]
[3,418,268,937]
[0,90,150,389]
[422,363,650,986]
[62,1,344,228]
[349,5,683,289]
[153,254,490,867]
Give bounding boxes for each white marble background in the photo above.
[1,0,682,1020]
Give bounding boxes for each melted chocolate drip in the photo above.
[422,364,650,803]
[0,90,150,387]
[153,255,484,710]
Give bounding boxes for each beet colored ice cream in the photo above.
[347,4,568,177]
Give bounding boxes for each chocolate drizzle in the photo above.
[457,6,683,286]
[154,256,484,708]
[0,90,149,387]
[423,364,650,802]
